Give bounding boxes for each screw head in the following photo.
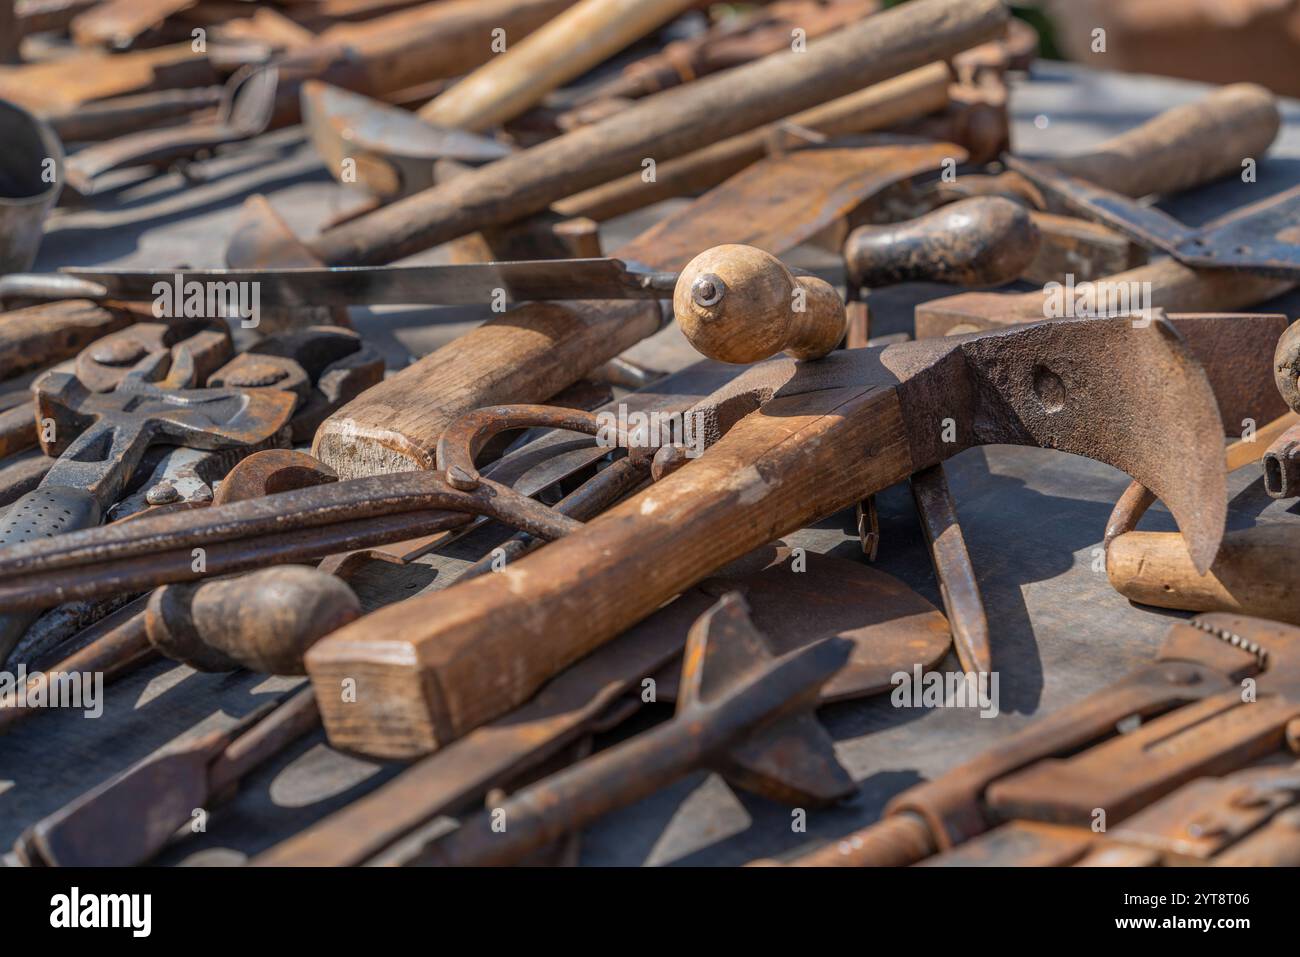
[691,273,726,308]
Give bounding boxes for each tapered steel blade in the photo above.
[64,259,676,306]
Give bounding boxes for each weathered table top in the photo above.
[3,61,1298,866]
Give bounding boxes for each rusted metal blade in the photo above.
[910,464,990,674]
[1008,156,1300,279]
[881,313,1227,574]
[301,81,511,199]
[16,687,320,866]
[64,258,675,307]
[14,702,272,866]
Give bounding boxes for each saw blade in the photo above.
[62,259,677,307]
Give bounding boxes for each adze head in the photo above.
[694,313,1228,575]
[677,592,857,807]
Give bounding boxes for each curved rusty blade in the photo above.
[301,81,510,199]
[654,549,950,704]
[878,313,1227,575]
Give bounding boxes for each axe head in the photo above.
[676,593,856,807]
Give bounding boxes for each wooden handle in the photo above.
[844,196,1038,290]
[1048,84,1279,198]
[554,61,952,222]
[915,257,1295,338]
[306,382,914,757]
[310,0,1006,264]
[1107,526,1300,627]
[146,565,361,675]
[312,299,660,478]
[420,0,697,132]
[674,245,845,364]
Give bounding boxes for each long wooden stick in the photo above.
[419,0,700,132]
[308,0,1007,265]
[554,60,952,222]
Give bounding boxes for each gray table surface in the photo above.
[2,61,1298,867]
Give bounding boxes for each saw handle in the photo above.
[844,196,1038,290]
[673,244,845,364]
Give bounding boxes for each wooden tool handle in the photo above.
[843,196,1038,290]
[307,383,914,757]
[310,0,1006,265]
[145,565,361,675]
[312,299,661,478]
[1107,526,1300,627]
[673,245,845,364]
[420,0,697,132]
[915,257,1295,338]
[1049,84,1279,198]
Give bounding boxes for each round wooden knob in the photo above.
[843,196,1039,290]
[674,244,846,364]
[146,566,361,675]
[1274,318,1300,414]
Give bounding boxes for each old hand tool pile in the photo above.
[1,0,1299,871]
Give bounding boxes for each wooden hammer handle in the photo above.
[1048,83,1279,198]
[306,384,915,757]
[844,196,1038,289]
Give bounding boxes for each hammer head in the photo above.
[677,593,856,806]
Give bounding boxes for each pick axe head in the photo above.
[870,313,1226,575]
[677,593,856,807]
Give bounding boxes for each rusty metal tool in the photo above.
[59,257,680,306]
[0,98,63,274]
[1100,313,1295,623]
[0,402,672,610]
[305,0,1006,266]
[413,593,854,866]
[1261,318,1300,498]
[311,140,966,478]
[14,684,324,867]
[303,312,1233,759]
[670,235,1007,674]
[62,65,280,197]
[257,547,948,865]
[554,62,952,224]
[915,84,1289,337]
[1008,155,1300,280]
[0,365,295,660]
[300,81,511,200]
[780,613,1300,866]
[0,448,339,732]
[44,87,225,143]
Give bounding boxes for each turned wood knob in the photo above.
[674,244,845,364]
[146,566,362,675]
[843,196,1038,290]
